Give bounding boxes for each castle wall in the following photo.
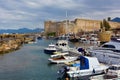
[44,19,120,36]
[109,21,120,29]
[74,19,101,33]
[44,21,57,34]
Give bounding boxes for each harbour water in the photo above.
[0,39,73,80]
[0,39,119,80]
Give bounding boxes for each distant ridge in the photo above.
[111,17,120,23]
[0,28,44,34]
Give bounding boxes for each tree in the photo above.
[107,17,111,21]
[103,19,111,31]
[47,32,56,37]
[100,22,103,29]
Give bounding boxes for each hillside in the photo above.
[0,28,44,34]
[111,17,120,23]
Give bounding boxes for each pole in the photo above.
[66,11,68,34]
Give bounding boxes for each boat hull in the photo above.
[67,69,105,77]
[44,49,56,54]
[69,38,79,42]
[48,57,78,64]
[90,50,120,64]
[66,56,108,78]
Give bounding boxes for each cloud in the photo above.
[22,0,83,9]
[0,0,120,29]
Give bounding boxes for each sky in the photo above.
[0,0,120,29]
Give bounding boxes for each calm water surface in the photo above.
[0,39,65,80]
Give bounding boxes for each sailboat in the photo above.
[64,11,79,42]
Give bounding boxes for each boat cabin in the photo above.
[48,44,56,48]
[101,39,120,49]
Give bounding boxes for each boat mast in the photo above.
[93,21,95,34]
[84,20,86,35]
[66,11,68,35]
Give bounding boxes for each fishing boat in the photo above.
[66,56,108,77]
[48,52,78,64]
[44,43,57,54]
[89,38,120,64]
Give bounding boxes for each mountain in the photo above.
[0,28,44,34]
[111,17,120,23]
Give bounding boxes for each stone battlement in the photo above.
[44,18,120,36]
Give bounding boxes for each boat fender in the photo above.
[92,69,95,73]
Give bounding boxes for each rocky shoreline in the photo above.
[0,34,36,54]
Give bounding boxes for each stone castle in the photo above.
[44,18,120,36]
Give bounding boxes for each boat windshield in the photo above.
[49,45,55,48]
[109,66,120,70]
[102,44,115,49]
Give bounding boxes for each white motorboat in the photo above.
[69,47,85,56]
[66,56,108,77]
[50,52,69,57]
[89,38,120,64]
[88,37,100,45]
[44,40,69,54]
[44,43,57,54]
[55,40,69,51]
[48,52,78,64]
[105,65,120,78]
[79,38,87,43]
[79,37,100,45]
